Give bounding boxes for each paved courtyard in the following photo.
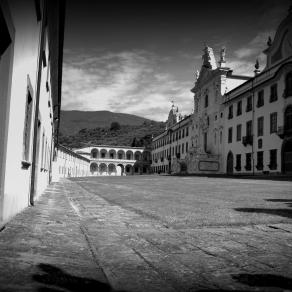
[0,176,292,291]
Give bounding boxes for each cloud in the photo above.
[62,50,193,121]
[229,30,276,76]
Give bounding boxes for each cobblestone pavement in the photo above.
[0,176,292,292]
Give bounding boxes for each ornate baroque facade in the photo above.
[151,7,292,175]
[152,105,192,174]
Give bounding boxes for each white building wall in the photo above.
[51,146,90,182]
[0,0,64,223]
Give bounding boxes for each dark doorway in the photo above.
[227,151,234,174]
[282,138,292,174]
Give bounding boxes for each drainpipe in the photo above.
[29,0,47,205]
[251,79,255,176]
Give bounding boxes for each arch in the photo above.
[282,138,292,174]
[109,149,116,159]
[91,148,99,158]
[134,151,142,161]
[108,163,116,175]
[90,162,98,174]
[226,151,234,174]
[126,150,133,160]
[285,71,292,97]
[117,164,125,176]
[125,164,133,175]
[117,149,125,160]
[99,163,107,175]
[284,105,292,132]
[100,149,107,159]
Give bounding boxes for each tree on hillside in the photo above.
[110,121,121,131]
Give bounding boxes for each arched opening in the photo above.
[99,163,107,175]
[126,150,133,160]
[284,105,292,133]
[117,150,125,160]
[91,148,98,158]
[285,71,292,97]
[282,138,292,174]
[100,149,107,159]
[125,164,133,175]
[116,164,124,176]
[134,151,142,160]
[109,149,116,159]
[108,163,116,175]
[226,151,234,174]
[90,163,98,174]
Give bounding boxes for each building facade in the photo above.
[51,145,90,182]
[0,0,65,224]
[152,105,192,174]
[187,46,248,174]
[223,9,292,175]
[151,6,292,176]
[75,145,152,176]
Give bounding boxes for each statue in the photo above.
[220,47,226,62]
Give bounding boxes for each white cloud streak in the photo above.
[62,50,193,121]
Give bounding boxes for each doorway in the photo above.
[226,151,234,174]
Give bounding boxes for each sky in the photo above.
[62,0,291,121]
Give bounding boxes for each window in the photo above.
[205,95,208,107]
[220,131,222,144]
[245,153,252,171]
[204,132,207,152]
[257,90,264,107]
[257,116,264,137]
[228,105,233,119]
[179,130,181,139]
[235,154,241,171]
[246,120,252,136]
[186,142,188,152]
[182,143,184,154]
[285,72,292,97]
[228,127,233,143]
[269,149,277,170]
[237,101,242,116]
[270,84,278,102]
[236,124,242,141]
[182,129,185,138]
[186,127,189,136]
[246,96,252,112]
[22,78,33,163]
[256,151,263,170]
[270,112,277,133]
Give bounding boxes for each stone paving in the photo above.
[0,176,292,291]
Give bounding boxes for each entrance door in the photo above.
[282,139,292,173]
[227,151,234,174]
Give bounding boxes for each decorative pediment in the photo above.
[264,9,292,68]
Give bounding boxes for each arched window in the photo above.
[284,106,292,132]
[285,72,292,97]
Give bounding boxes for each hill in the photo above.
[60,110,155,136]
[58,121,166,149]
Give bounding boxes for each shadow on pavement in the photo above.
[33,263,126,292]
[232,273,292,290]
[234,208,292,219]
[265,199,292,208]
